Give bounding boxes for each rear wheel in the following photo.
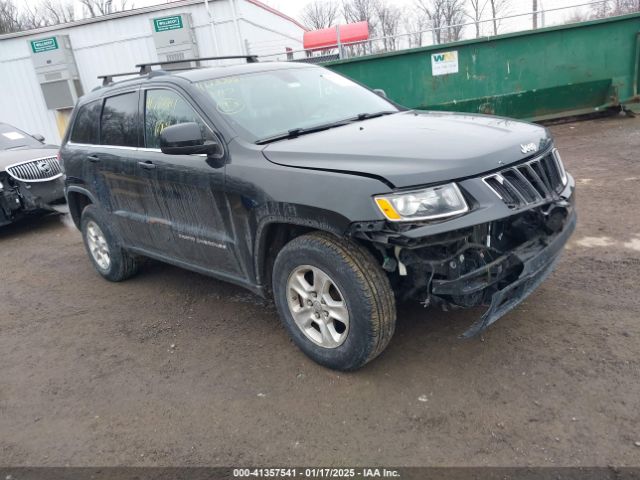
[81,205,139,282]
[272,231,396,370]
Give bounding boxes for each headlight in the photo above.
[552,148,568,186]
[374,183,469,222]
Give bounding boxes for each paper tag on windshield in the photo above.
[2,132,25,140]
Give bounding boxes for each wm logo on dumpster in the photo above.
[433,52,457,63]
[431,50,459,76]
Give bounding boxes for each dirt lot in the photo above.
[1,115,639,467]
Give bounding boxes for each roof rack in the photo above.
[136,55,259,74]
[97,71,142,86]
[96,55,259,88]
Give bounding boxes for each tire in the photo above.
[80,204,139,282]
[272,231,396,371]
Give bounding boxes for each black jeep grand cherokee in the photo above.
[61,60,575,370]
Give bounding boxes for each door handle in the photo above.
[87,155,100,163]
[138,161,156,170]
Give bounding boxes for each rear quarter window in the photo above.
[70,100,101,144]
[100,92,139,147]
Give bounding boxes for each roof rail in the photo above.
[136,55,259,74]
[97,71,142,86]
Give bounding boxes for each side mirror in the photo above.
[373,88,387,98]
[32,133,45,142]
[160,122,221,156]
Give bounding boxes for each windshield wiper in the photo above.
[354,110,397,121]
[256,119,353,145]
[255,111,398,145]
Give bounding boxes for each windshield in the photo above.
[196,66,398,142]
[0,124,42,150]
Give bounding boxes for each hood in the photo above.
[262,111,551,188]
[0,146,59,171]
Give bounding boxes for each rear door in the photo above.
[66,99,102,192]
[91,90,159,250]
[139,87,238,275]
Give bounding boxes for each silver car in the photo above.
[0,122,64,226]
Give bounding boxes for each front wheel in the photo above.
[272,232,396,371]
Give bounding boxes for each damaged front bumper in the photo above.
[0,175,65,226]
[432,210,576,337]
[351,170,576,337]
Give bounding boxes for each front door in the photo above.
[139,88,239,276]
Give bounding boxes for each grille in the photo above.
[6,156,62,182]
[483,149,566,208]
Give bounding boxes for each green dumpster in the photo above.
[324,12,640,121]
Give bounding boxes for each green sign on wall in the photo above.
[153,15,183,32]
[30,37,58,53]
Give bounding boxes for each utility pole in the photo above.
[532,0,538,29]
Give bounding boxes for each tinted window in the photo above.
[100,92,139,147]
[144,89,212,149]
[70,101,101,145]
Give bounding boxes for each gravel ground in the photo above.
[1,115,639,467]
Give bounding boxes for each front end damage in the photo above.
[0,159,65,226]
[351,151,576,337]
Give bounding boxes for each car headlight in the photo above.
[552,148,568,186]
[374,183,469,222]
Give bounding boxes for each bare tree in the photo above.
[488,0,509,35]
[18,0,75,28]
[300,0,340,30]
[78,0,132,18]
[375,0,401,51]
[342,0,379,36]
[465,0,488,38]
[591,0,640,17]
[617,0,640,13]
[0,0,21,33]
[41,0,76,24]
[416,0,465,44]
[403,11,428,47]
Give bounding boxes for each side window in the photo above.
[100,92,139,147]
[144,89,212,149]
[70,100,101,144]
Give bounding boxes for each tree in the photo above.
[415,0,465,44]
[300,0,340,30]
[40,0,76,24]
[591,0,640,17]
[342,0,379,36]
[0,0,132,34]
[488,0,509,35]
[78,0,132,18]
[0,0,21,33]
[466,0,488,38]
[19,0,76,29]
[403,11,428,47]
[375,0,401,51]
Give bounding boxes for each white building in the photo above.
[0,0,305,144]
